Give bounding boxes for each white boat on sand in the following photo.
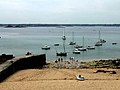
[76,75,85,81]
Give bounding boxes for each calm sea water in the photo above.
[0,26,120,61]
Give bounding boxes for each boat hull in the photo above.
[41,45,50,50]
[73,51,80,54]
[56,52,67,56]
[95,43,102,46]
[54,43,59,46]
[76,76,85,81]
[41,47,50,50]
[69,42,76,45]
[78,48,87,51]
[87,46,95,50]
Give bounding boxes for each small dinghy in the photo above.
[76,75,85,81]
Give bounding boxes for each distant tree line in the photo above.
[0,24,120,27]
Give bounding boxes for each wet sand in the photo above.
[0,68,120,90]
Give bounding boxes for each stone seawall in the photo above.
[0,54,46,82]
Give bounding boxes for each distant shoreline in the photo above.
[1,24,120,27]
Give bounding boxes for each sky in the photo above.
[0,0,120,24]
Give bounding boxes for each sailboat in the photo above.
[56,29,67,56]
[95,31,103,46]
[98,31,106,43]
[95,42,102,46]
[69,32,76,45]
[78,36,87,51]
[98,30,106,43]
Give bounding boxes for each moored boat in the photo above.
[74,44,83,48]
[41,45,50,50]
[73,49,80,54]
[56,29,67,56]
[56,52,67,56]
[112,42,117,45]
[78,36,87,51]
[95,31,106,46]
[95,42,102,46]
[99,39,106,43]
[69,41,76,45]
[87,46,95,50]
[69,32,76,45]
[54,43,59,46]
[78,48,87,51]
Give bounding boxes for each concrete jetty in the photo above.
[0,54,46,82]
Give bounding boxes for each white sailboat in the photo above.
[69,32,76,45]
[56,29,67,56]
[78,36,87,51]
[95,31,103,46]
[98,30,106,43]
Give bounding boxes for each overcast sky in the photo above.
[0,0,120,24]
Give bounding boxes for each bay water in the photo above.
[0,26,120,61]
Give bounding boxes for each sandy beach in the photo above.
[0,67,120,90]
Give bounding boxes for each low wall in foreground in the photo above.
[0,54,46,82]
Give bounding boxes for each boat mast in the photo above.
[99,30,100,40]
[72,32,74,42]
[83,36,84,48]
[62,28,66,52]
